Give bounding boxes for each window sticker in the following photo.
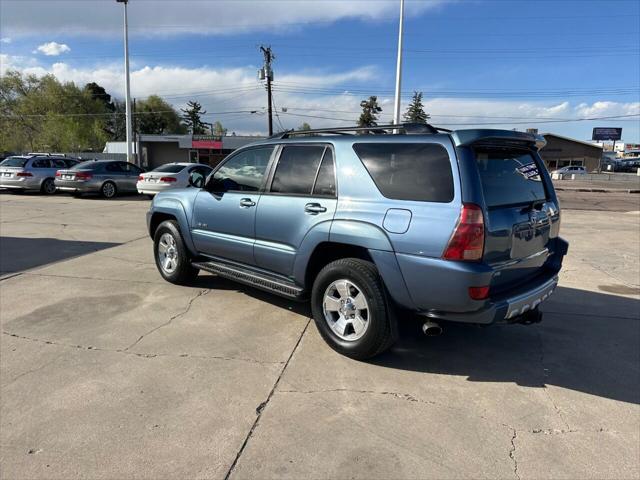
[515,162,541,181]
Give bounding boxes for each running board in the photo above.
[192,260,305,299]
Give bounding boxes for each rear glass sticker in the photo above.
[515,162,541,181]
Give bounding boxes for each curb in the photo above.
[554,187,640,194]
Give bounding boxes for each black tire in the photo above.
[311,258,396,360]
[101,181,117,199]
[153,220,199,285]
[41,178,57,195]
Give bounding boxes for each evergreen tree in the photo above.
[180,100,207,135]
[403,91,430,124]
[357,96,382,128]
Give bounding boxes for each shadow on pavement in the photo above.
[372,286,640,405]
[183,274,640,405]
[0,237,120,274]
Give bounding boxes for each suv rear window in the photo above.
[353,143,454,202]
[152,164,186,173]
[474,148,547,207]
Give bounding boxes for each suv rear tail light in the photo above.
[159,177,177,183]
[75,172,93,181]
[443,203,485,261]
[16,172,33,177]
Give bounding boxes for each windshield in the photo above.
[151,164,186,173]
[474,148,547,208]
[1,157,29,168]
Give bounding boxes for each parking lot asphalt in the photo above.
[1,191,639,479]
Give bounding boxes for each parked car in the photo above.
[550,165,587,176]
[0,155,80,194]
[146,124,568,359]
[137,162,212,197]
[55,160,144,198]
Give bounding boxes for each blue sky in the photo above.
[1,0,639,140]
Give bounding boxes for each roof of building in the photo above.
[542,133,603,151]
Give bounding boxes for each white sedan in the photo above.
[137,162,212,196]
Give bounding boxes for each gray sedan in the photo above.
[0,155,80,194]
[55,160,144,198]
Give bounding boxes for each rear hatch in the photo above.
[473,146,561,292]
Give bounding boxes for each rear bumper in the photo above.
[0,178,40,190]
[137,182,172,195]
[54,179,98,193]
[391,237,568,325]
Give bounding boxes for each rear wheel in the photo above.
[41,178,56,195]
[101,181,117,199]
[311,258,396,359]
[153,220,199,285]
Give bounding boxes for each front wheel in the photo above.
[153,220,199,285]
[311,258,396,360]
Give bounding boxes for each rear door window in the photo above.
[353,143,454,202]
[271,145,325,195]
[31,158,50,168]
[474,148,547,207]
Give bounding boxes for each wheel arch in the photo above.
[148,200,197,256]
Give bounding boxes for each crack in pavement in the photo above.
[124,289,210,351]
[2,331,282,367]
[223,318,311,480]
[536,329,572,431]
[504,424,520,480]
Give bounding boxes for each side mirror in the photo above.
[188,171,206,189]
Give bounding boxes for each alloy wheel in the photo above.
[157,232,179,274]
[322,279,370,341]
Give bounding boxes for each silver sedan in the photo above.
[55,160,144,198]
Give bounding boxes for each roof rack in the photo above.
[269,122,452,139]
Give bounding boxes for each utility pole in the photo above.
[260,46,274,136]
[117,0,133,163]
[392,0,405,126]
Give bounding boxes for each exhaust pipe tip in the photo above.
[422,321,442,337]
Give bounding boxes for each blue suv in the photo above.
[147,124,568,359]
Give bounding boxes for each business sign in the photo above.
[624,143,640,152]
[592,127,622,141]
[192,135,222,149]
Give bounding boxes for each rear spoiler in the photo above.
[451,129,547,151]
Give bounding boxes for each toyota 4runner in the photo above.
[147,123,568,359]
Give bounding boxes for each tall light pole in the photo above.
[392,0,405,125]
[117,0,133,163]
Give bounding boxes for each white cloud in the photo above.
[1,0,447,37]
[0,37,11,44]
[34,42,71,56]
[2,54,638,139]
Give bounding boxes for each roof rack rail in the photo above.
[269,122,451,139]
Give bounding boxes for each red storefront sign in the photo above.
[192,135,222,149]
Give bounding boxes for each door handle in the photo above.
[239,198,256,208]
[305,203,327,214]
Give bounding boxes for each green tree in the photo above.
[180,100,207,135]
[357,96,382,128]
[0,70,111,152]
[403,91,430,124]
[299,122,311,131]
[136,95,186,135]
[212,120,227,136]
